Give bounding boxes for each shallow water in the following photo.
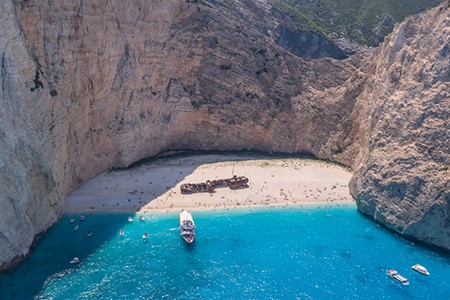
[1,205,449,299]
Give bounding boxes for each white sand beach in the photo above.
[65,153,354,213]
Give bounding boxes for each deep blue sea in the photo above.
[1,205,449,299]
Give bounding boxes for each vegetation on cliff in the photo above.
[272,0,441,46]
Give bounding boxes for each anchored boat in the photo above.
[411,264,430,275]
[70,257,80,264]
[179,210,195,244]
[387,269,409,285]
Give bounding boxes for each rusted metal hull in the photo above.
[180,176,249,194]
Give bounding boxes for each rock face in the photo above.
[348,3,450,250]
[0,0,64,269]
[0,0,448,270]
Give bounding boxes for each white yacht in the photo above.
[387,269,409,285]
[179,210,195,244]
[411,264,430,275]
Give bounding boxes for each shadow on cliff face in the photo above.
[275,25,348,60]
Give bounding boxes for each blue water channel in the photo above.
[1,205,449,299]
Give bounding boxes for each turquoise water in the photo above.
[1,206,449,299]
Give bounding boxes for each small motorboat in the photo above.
[86,231,92,237]
[411,264,430,275]
[70,218,75,223]
[387,269,409,285]
[139,216,145,221]
[128,217,133,222]
[73,225,79,231]
[119,230,125,236]
[79,215,86,221]
[142,233,148,239]
[70,257,80,264]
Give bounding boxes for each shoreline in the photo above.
[66,154,354,214]
[65,201,357,215]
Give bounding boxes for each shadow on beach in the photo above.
[65,150,324,214]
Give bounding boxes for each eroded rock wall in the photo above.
[0,0,64,269]
[349,3,450,249]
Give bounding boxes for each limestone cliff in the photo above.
[349,3,450,250]
[0,0,64,269]
[0,0,448,271]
